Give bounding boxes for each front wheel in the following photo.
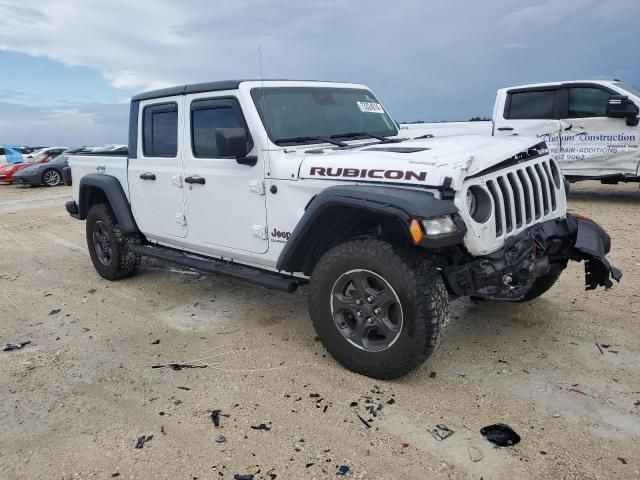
[309,239,450,379]
[86,203,141,280]
[42,169,61,186]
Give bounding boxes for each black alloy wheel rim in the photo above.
[44,170,60,186]
[93,221,112,265]
[330,269,403,352]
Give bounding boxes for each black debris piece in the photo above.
[233,475,254,480]
[322,405,328,413]
[173,400,182,405]
[211,410,222,427]
[49,309,61,315]
[618,457,628,465]
[305,463,314,468]
[634,400,640,407]
[309,393,320,398]
[268,473,277,479]
[159,411,165,416]
[596,342,604,354]
[251,423,271,431]
[3,341,31,351]
[151,339,160,345]
[429,371,436,378]
[177,386,191,391]
[480,424,521,447]
[160,426,166,435]
[151,363,207,370]
[429,424,454,441]
[134,435,153,449]
[87,288,97,294]
[111,474,120,478]
[356,414,371,429]
[386,399,396,405]
[350,401,358,407]
[337,465,350,475]
[601,344,611,349]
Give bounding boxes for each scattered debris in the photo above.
[356,414,371,429]
[429,424,454,441]
[480,424,520,447]
[134,435,153,449]
[215,435,226,443]
[401,443,410,448]
[251,423,271,431]
[87,288,97,294]
[151,363,207,370]
[429,371,436,378]
[177,386,191,391]
[3,341,31,351]
[160,426,166,435]
[618,457,628,465]
[210,410,223,427]
[111,473,120,478]
[305,463,314,468]
[49,309,61,315]
[233,475,254,480]
[568,387,587,396]
[468,445,483,462]
[634,400,640,407]
[386,398,395,405]
[337,465,350,475]
[596,342,604,354]
[150,339,160,345]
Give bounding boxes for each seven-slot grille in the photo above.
[476,158,562,238]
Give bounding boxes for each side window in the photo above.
[143,103,178,157]
[191,98,250,158]
[568,87,610,118]
[506,90,557,119]
[0,148,5,156]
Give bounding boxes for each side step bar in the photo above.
[130,244,299,293]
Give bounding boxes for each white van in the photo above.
[401,80,640,182]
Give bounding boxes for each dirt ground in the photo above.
[0,181,639,480]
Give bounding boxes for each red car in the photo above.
[0,147,67,184]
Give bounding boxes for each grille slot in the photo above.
[478,159,561,238]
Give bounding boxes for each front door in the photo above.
[182,94,268,254]
[494,87,562,160]
[130,97,187,239]
[558,84,640,177]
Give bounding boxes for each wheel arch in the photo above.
[276,185,460,275]
[77,174,139,233]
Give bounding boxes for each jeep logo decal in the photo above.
[270,228,291,243]
[309,167,426,181]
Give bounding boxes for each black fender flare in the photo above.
[276,185,461,274]
[77,174,139,233]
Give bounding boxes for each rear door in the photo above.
[129,97,188,239]
[494,87,562,158]
[558,83,640,177]
[182,93,268,254]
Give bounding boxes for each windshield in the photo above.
[615,82,640,98]
[251,87,398,145]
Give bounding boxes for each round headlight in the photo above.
[466,186,492,224]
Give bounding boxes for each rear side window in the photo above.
[568,87,610,117]
[0,148,5,156]
[143,103,178,157]
[506,90,557,119]
[191,98,251,158]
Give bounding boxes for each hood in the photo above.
[299,135,542,190]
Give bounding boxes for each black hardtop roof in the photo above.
[130,79,352,102]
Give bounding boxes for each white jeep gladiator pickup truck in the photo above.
[65,80,621,379]
[402,80,640,183]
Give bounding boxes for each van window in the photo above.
[190,98,250,158]
[568,87,610,117]
[143,103,178,157]
[507,90,556,119]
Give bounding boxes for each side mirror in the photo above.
[607,95,640,126]
[215,127,250,157]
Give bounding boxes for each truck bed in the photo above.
[68,153,129,203]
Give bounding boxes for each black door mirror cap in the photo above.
[215,127,250,159]
[606,94,639,125]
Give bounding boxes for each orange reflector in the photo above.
[409,219,424,245]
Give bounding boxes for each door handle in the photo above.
[184,175,206,185]
[497,127,514,131]
[139,172,156,180]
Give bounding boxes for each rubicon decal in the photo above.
[309,167,427,181]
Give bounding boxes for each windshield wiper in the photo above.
[273,136,347,147]
[330,131,402,143]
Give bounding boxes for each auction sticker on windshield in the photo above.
[357,101,385,113]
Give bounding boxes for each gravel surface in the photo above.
[0,182,639,479]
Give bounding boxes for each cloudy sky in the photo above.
[1,0,639,146]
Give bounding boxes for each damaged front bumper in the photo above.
[445,214,622,301]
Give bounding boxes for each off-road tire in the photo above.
[309,239,450,379]
[518,271,562,302]
[42,169,61,187]
[86,203,141,280]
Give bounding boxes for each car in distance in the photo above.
[13,147,85,186]
[0,147,67,184]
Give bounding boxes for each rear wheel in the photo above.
[86,203,141,280]
[42,169,61,186]
[309,239,449,379]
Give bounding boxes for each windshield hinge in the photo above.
[250,180,266,195]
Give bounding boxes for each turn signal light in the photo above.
[409,219,424,245]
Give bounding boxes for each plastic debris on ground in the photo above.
[134,435,153,449]
[3,341,31,351]
[480,424,521,447]
[251,423,271,431]
[151,363,207,370]
[337,465,350,475]
[429,424,454,441]
[233,475,254,480]
[215,435,226,443]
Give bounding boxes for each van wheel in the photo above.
[86,203,141,280]
[309,239,449,379]
[42,169,61,186]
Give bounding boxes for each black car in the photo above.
[13,147,85,187]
